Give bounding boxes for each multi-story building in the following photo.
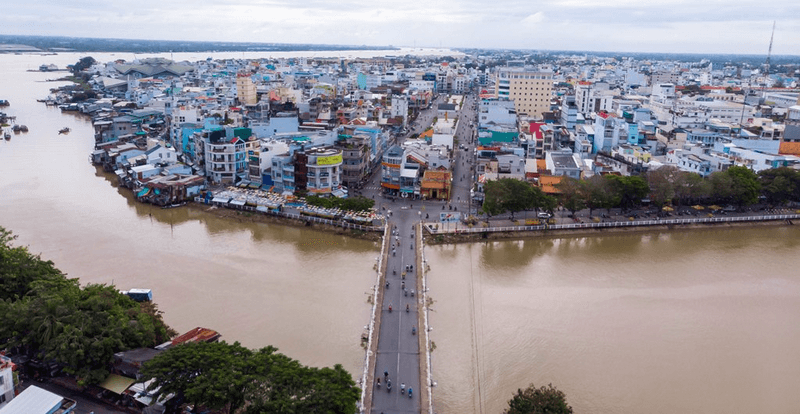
[197,128,249,184]
[0,355,15,408]
[495,67,553,120]
[336,132,370,188]
[381,145,404,195]
[236,74,258,105]
[298,147,342,195]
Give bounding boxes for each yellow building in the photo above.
[495,68,553,120]
[236,74,257,106]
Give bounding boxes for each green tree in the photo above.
[759,167,800,206]
[606,175,649,212]
[505,383,573,414]
[673,171,707,206]
[647,166,679,208]
[0,227,68,301]
[142,341,256,414]
[141,342,360,414]
[0,227,176,386]
[482,179,510,217]
[71,56,96,74]
[582,175,617,216]
[725,166,762,207]
[555,177,585,217]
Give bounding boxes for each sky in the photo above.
[3,0,799,55]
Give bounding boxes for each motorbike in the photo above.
[385,281,390,289]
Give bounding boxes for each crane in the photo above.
[741,21,776,125]
[763,21,776,87]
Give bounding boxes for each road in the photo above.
[370,208,422,413]
[367,92,478,413]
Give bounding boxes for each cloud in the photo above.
[521,12,545,25]
[1,0,799,54]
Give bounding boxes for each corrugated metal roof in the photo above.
[0,385,64,414]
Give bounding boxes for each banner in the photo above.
[316,154,343,165]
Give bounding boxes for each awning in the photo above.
[99,373,136,395]
[401,168,418,178]
[229,199,246,207]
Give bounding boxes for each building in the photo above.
[298,147,343,196]
[495,67,553,119]
[0,355,14,408]
[197,128,249,184]
[0,385,76,414]
[236,74,258,106]
[420,170,452,200]
[545,151,583,179]
[381,145,404,195]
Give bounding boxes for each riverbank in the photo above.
[191,202,384,242]
[423,217,796,244]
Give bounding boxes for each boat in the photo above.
[12,125,20,133]
[4,132,10,140]
[58,127,70,134]
[0,99,9,107]
[162,202,187,209]
[20,125,28,132]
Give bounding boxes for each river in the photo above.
[2,51,799,413]
[427,228,800,413]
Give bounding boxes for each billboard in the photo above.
[316,154,343,166]
[440,212,461,223]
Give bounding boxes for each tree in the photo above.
[142,341,256,414]
[673,171,707,206]
[582,175,617,216]
[141,341,360,414]
[606,175,649,212]
[0,226,176,386]
[759,167,800,206]
[647,166,679,208]
[555,177,585,216]
[71,56,96,75]
[0,227,68,301]
[505,383,573,414]
[725,166,762,207]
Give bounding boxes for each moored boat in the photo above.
[58,127,70,134]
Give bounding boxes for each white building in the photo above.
[0,355,14,408]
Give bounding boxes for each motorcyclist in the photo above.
[406,303,410,312]
[408,388,412,398]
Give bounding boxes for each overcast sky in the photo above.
[4,0,799,55]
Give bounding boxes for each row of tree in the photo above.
[141,341,360,414]
[305,194,375,212]
[482,178,558,219]
[481,166,800,219]
[0,227,176,385]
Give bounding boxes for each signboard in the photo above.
[316,154,343,166]
[440,212,461,223]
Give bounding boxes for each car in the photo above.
[537,212,552,219]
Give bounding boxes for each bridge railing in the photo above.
[424,214,800,235]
